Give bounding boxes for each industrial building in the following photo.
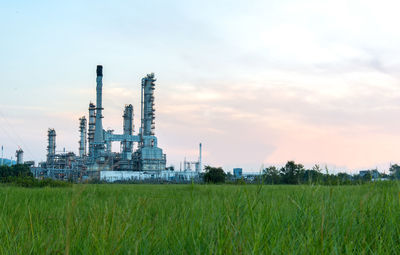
[29,65,201,182]
[233,168,243,179]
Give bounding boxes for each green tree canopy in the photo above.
[0,164,32,179]
[263,166,280,184]
[389,164,400,179]
[203,166,226,183]
[280,161,305,184]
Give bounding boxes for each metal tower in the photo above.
[15,148,24,165]
[141,73,156,138]
[88,102,96,157]
[79,116,87,157]
[47,128,56,163]
[93,65,105,157]
[122,104,134,160]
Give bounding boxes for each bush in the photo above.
[5,176,71,188]
[0,164,70,188]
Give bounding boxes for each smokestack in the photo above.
[93,65,105,156]
[79,116,87,157]
[97,65,103,76]
[199,143,202,172]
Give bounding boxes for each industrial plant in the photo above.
[26,65,202,182]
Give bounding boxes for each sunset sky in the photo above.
[2,0,400,173]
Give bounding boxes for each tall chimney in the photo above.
[199,143,202,172]
[93,65,105,156]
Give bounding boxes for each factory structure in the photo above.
[29,65,202,182]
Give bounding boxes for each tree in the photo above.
[203,166,226,183]
[0,165,12,178]
[12,164,32,177]
[226,172,233,181]
[362,171,372,182]
[389,164,400,179]
[280,161,305,184]
[299,164,322,184]
[263,166,280,184]
[337,172,352,184]
[0,164,32,183]
[0,164,32,179]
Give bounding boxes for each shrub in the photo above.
[5,176,71,188]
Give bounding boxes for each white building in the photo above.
[100,170,199,182]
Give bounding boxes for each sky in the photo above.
[1,0,400,173]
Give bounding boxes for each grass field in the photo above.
[0,183,400,254]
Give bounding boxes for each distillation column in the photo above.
[79,116,87,157]
[88,103,96,157]
[141,73,156,139]
[15,149,24,165]
[93,65,105,157]
[47,128,56,164]
[134,73,166,171]
[122,104,134,160]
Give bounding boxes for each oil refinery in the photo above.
[25,65,202,182]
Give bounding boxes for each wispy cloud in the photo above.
[2,0,400,172]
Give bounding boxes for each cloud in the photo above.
[3,0,400,172]
[152,66,400,172]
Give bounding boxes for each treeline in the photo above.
[259,161,375,185]
[0,164,32,179]
[204,161,398,185]
[0,164,70,187]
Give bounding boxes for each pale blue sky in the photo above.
[2,0,400,172]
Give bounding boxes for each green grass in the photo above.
[0,183,400,254]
